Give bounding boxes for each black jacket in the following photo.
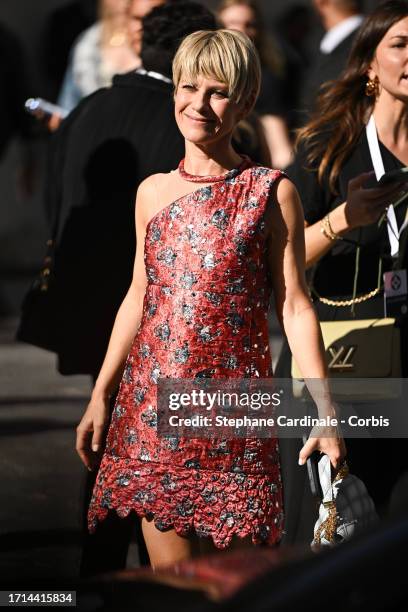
[47,71,185,375]
[299,29,358,123]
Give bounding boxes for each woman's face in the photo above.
[102,0,129,18]
[175,74,244,146]
[369,16,408,102]
[218,4,257,41]
[127,0,165,54]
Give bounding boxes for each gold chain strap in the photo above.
[311,238,383,311]
[314,461,349,545]
[312,286,381,307]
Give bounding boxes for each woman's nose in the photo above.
[191,91,208,112]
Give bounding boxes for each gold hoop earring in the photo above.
[365,76,379,97]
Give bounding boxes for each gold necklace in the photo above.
[109,31,126,47]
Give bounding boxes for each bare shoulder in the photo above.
[137,171,178,200]
[137,173,162,199]
[135,173,166,219]
[267,176,304,237]
[271,176,302,218]
[274,176,300,205]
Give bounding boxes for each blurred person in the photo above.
[217,0,293,168]
[57,0,146,114]
[39,0,217,576]
[300,0,364,120]
[0,22,36,198]
[274,4,314,123]
[277,0,408,544]
[77,28,345,568]
[42,0,98,101]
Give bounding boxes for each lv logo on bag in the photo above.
[328,345,357,371]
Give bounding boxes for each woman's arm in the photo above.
[267,177,346,468]
[76,176,155,469]
[304,172,405,268]
[260,114,293,169]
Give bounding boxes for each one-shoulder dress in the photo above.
[87,158,285,548]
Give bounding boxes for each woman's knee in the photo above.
[141,517,199,569]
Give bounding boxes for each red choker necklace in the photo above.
[178,156,250,183]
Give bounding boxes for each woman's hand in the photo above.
[298,425,347,471]
[345,171,405,229]
[76,391,111,470]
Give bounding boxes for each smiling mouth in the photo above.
[185,114,214,123]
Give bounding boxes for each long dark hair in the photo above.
[297,0,408,192]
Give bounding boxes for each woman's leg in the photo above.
[142,518,257,568]
[141,518,200,569]
[198,534,254,556]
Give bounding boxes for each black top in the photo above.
[298,29,357,124]
[287,130,407,320]
[50,71,185,233]
[46,71,185,375]
[255,65,287,118]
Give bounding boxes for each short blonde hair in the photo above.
[172,29,261,106]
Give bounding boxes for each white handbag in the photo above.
[311,454,378,549]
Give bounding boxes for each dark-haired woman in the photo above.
[278,0,408,544]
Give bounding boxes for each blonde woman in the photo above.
[76,29,345,568]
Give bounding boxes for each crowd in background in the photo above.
[0,0,331,185]
[1,0,408,593]
[0,0,367,305]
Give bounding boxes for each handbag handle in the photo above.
[313,459,349,545]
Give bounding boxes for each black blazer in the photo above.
[299,29,358,121]
[47,72,185,375]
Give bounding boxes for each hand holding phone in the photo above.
[25,98,68,120]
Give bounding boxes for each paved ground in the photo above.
[0,317,148,585]
[0,315,285,587]
[0,317,92,583]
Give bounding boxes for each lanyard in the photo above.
[366,114,408,257]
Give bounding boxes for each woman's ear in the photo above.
[367,57,378,82]
[367,68,376,81]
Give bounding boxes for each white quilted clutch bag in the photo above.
[312,455,378,548]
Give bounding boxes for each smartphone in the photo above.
[303,434,323,498]
[25,98,69,120]
[378,167,408,186]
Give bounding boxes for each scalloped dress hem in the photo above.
[88,455,284,550]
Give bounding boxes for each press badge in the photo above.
[383,269,408,317]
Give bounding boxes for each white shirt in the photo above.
[320,14,364,54]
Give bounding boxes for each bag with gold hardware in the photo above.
[311,455,378,549]
[16,238,60,352]
[291,317,401,400]
[292,235,403,400]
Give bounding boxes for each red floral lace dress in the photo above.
[87,158,285,548]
